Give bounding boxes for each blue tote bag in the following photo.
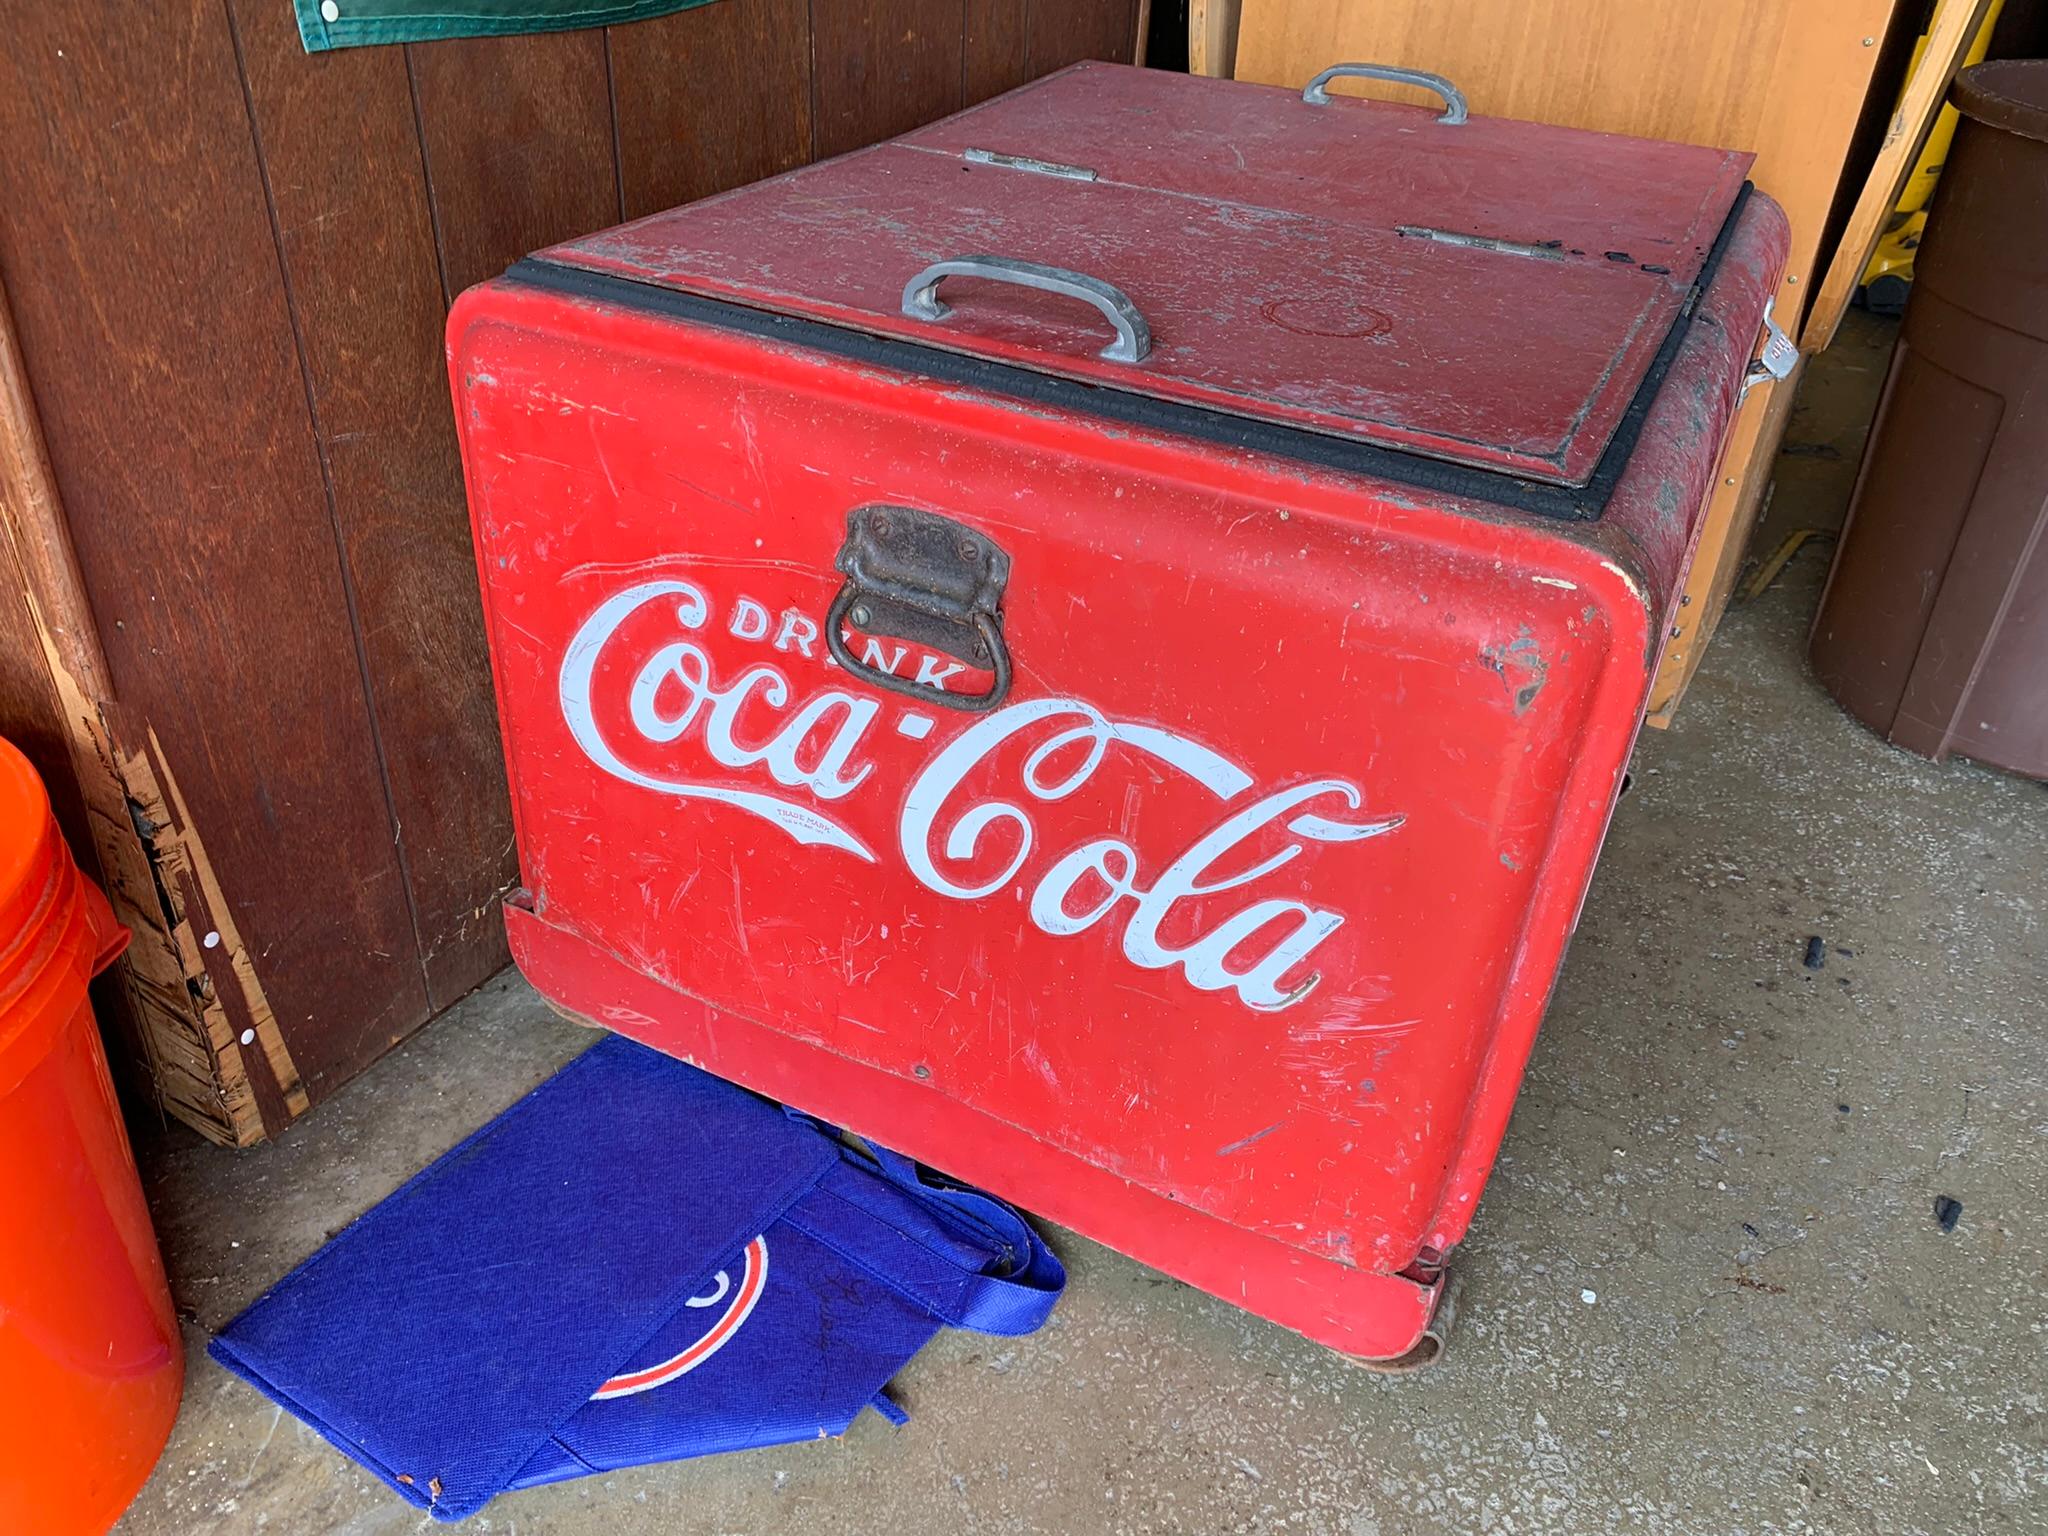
[210,1035,1062,1521]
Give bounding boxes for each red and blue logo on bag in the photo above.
[591,1236,769,1400]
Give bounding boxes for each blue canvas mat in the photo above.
[210,1035,1063,1521]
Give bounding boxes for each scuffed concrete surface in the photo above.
[117,318,2044,1534]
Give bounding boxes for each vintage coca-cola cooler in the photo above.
[449,62,1789,1365]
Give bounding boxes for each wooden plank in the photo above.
[1025,0,1140,76]
[1189,0,1243,77]
[0,516,77,848]
[1645,358,1806,724]
[228,0,516,1009]
[0,284,101,859]
[611,0,816,218]
[1231,0,1897,329]
[811,0,966,159]
[0,0,429,1117]
[116,720,314,1140]
[1802,0,1996,351]
[0,271,203,1129]
[408,31,622,297]
[966,0,1033,103]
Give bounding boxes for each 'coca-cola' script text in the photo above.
[559,578,1401,1010]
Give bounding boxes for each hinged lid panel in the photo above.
[544,64,1749,489]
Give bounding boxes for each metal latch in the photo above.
[1742,297,1799,398]
[826,504,1013,712]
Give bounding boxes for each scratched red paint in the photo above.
[451,64,1787,1362]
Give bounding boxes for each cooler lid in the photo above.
[536,63,1751,490]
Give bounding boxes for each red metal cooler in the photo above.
[449,63,1788,1365]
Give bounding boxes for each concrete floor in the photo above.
[116,315,2045,1534]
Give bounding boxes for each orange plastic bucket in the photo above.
[0,738,181,1532]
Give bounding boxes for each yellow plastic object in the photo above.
[1860,0,2004,309]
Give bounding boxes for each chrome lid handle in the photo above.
[902,256,1152,364]
[1303,63,1469,124]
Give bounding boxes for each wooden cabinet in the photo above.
[0,0,1140,1144]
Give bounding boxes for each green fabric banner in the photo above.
[294,0,717,52]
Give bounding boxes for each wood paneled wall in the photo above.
[0,0,1139,1143]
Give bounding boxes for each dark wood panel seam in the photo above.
[403,44,456,309]
[602,29,628,226]
[807,0,820,162]
[221,0,434,998]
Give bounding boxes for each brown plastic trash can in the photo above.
[1812,60,2048,779]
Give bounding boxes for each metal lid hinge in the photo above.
[1742,297,1799,399]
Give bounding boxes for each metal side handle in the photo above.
[901,256,1152,364]
[827,504,1013,714]
[1302,63,1469,124]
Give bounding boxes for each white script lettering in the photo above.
[559,578,1404,1009]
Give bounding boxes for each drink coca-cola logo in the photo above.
[560,577,1402,1012]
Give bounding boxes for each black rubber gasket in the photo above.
[504,183,1750,523]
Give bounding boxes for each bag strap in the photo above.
[864,1143,1065,1335]
[782,1108,1066,1336]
